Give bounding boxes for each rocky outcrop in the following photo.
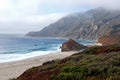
[98,34,120,45]
[61,39,87,51]
[26,8,120,40]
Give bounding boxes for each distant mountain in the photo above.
[26,8,120,40]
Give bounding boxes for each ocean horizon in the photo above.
[0,34,95,63]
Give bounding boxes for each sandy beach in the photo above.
[0,51,78,80]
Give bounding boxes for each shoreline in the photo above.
[0,51,78,80]
[0,50,58,63]
[0,43,97,64]
[86,43,102,47]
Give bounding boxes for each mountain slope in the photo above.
[26,8,120,40]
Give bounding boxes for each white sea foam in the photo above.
[0,50,59,63]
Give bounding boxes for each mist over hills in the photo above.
[26,8,120,40]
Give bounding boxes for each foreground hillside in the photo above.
[16,44,120,80]
[26,8,120,40]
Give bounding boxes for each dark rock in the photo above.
[61,39,87,51]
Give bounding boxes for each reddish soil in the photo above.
[98,34,120,45]
[17,68,60,80]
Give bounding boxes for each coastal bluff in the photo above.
[98,34,120,45]
[17,44,120,80]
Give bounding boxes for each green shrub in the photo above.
[9,78,16,80]
[48,74,56,80]
[57,72,83,80]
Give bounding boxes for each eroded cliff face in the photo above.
[26,8,120,40]
[98,34,120,45]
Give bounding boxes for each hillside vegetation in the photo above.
[17,44,120,80]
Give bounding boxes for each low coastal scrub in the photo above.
[48,52,120,80]
[17,44,120,80]
[9,78,16,80]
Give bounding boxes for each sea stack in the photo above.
[61,39,87,52]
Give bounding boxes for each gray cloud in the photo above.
[0,0,120,34]
[40,0,120,10]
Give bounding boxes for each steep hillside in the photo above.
[98,33,120,45]
[17,44,120,80]
[26,8,120,40]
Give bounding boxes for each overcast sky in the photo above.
[0,0,120,34]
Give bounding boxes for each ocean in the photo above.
[0,34,95,63]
